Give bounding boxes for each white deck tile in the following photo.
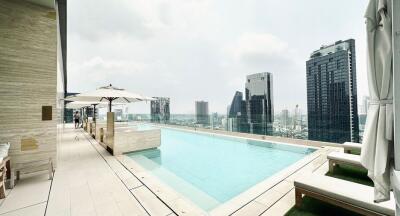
[0,202,46,216]
[131,186,172,216]
[0,175,51,214]
[46,127,149,216]
[231,201,268,216]
[260,190,295,216]
[255,189,286,208]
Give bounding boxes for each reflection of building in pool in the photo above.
[150,97,170,123]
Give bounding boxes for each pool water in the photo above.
[127,127,315,211]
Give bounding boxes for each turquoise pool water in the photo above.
[127,127,315,211]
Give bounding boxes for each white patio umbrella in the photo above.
[65,101,103,109]
[65,101,125,109]
[65,84,154,112]
[361,0,394,203]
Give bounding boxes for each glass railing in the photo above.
[73,111,368,143]
[116,113,310,140]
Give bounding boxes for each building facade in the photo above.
[227,91,249,133]
[306,39,360,143]
[195,101,209,125]
[245,72,274,135]
[150,97,170,123]
[281,109,290,129]
[0,0,67,168]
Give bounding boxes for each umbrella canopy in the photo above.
[361,0,394,203]
[65,84,154,112]
[66,101,100,109]
[65,101,123,109]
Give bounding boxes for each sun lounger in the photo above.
[343,142,362,154]
[327,152,364,172]
[294,175,395,216]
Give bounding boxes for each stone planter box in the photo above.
[112,128,161,155]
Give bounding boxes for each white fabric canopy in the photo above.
[66,85,153,103]
[361,0,394,203]
[65,101,113,109]
[65,84,154,111]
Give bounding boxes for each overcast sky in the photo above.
[67,0,369,115]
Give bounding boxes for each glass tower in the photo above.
[227,91,249,133]
[245,72,274,135]
[195,101,209,125]
[150,97,170,123]
[306,39,360,143]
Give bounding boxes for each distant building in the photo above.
[292,104,301,130]
[361,96,370,114]
[245,72,274,135]
[151,97,170,123]
[227,91,249,133]
[281,109,290,129]
[114,108,123,121]
[64,92,79,123]
[195,101,209,125]
[210,112,219,129]
[306,39,360,143]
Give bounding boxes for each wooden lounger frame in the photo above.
[295,187,388,216]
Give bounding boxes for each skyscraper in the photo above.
[227,91,249,133]
[245,72,274,135]
[150,97,170,123]
[281,109,290,129]
[306,39,360,143]
[195,101,209,125]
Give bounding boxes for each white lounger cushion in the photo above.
[343,142,362,151]
[327,152,362,167]
[295,175,395,216]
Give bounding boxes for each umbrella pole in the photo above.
[93,104,97,123]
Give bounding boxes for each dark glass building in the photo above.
[195,101,209,125]
[306,39,360,143]
[150,97,170,123]
[245,72,274,135]
[227,91,249,133]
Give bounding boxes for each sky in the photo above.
[67,0,369,115]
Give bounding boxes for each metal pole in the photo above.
[108,100,112,113]
[93,104,97,122]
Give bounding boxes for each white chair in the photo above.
[343,142,362,154]
[327,151,364,172]
[294,175,395,216]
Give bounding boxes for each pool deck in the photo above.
[0,124,342,216]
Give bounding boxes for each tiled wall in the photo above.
[0,0,57,166]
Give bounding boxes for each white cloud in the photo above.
[226,33,297,68]
[68,0,369,114]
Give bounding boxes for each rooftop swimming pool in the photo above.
[127,126,315,211]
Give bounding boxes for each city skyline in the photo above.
[68,0,369,114]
